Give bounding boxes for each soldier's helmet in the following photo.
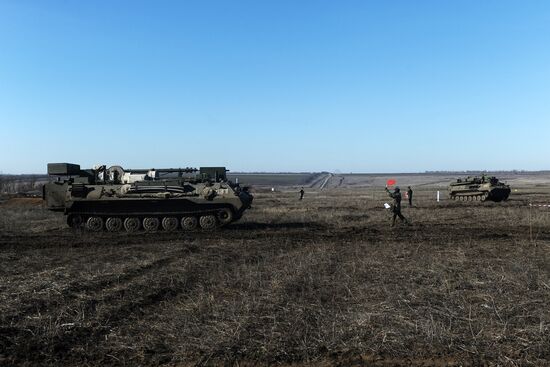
[394,186,400,192]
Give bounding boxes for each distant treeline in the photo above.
[0,174,48,194]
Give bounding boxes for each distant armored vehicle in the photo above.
[448,176,510,202]
[43,163,253,231]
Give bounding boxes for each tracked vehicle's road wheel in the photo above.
[162,217,178,231]
[181,216,198,230]
[481,193,488,202]
[86,216,103,232]
[124,217,140,232]
[106,217,123,232]
[199,215,217,230]
[143,217,160,232]
[67,214,83,228]
[217,208,234,225]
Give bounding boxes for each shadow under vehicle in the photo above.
[43,163,253,232]
[448,175,511,202]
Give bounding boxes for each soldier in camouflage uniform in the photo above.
[385,186,410,226]
[407,186,413,207]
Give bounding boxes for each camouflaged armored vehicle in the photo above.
[43,163,253,231]
[448,176,510,202]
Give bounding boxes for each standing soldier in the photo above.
[407,186,413,207]
[299,187,305,200]
[385,186,410,227]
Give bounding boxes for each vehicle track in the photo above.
[319,173,333,190]
[307,173,332,189]
[2,249,206,364]
[1,250,193,325]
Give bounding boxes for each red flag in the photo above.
[386,179,397,186]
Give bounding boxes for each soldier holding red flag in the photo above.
[385,185,411,227]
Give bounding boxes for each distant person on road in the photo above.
[407,186,413,207]
[385,186,410,227]
[299,187,305,200]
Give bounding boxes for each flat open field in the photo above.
[1,174,550,366]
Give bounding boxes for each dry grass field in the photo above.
[1,175,550,366]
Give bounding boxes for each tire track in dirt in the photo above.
[319,173,333,190]
[0,229,203,249]
[4,234,277,364]
[1,245,198,326]
[2,248,208,365]
[2,271,202,365]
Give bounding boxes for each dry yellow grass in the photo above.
[1,186,550,366]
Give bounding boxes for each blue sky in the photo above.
[1,0,549,174]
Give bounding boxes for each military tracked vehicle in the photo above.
[43,163,253,231]
[448,176,510,202]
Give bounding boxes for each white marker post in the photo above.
[437,191,440,202]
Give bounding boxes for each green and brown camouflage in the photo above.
[448,176,510,202]
[43,163,253,231]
